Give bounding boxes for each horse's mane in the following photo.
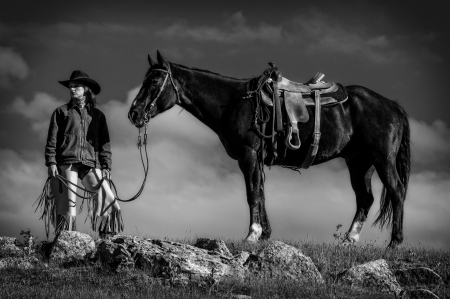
[175,63,249,80]
[145,62,251,82]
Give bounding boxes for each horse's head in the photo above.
[128,51,180,128]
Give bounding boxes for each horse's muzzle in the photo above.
[128,110,144,128]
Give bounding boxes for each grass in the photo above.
[0,235,449,299]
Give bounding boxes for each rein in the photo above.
[36,124,150,220]
[247,64,281,139]
[38,65,181,206]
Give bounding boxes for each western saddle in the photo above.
[247,63,347,169]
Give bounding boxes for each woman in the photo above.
[45,70,123,235]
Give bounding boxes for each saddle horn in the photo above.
[268,62,282,82]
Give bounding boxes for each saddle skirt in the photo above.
[260,75,348,152]
[261,77,348,111]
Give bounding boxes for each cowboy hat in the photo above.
[58,70,101,95]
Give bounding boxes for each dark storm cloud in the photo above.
[9,92,64,138]
[155,9,443,69]
[0,46,29,87]
[410,119,450,173]
[157,12,282,44]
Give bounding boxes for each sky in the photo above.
[0,0,449,248]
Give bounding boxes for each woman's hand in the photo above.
[102,169,111,181]
[48,164,58,177]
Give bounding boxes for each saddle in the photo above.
[249,66,348,169]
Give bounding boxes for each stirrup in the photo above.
[285,122,301,150]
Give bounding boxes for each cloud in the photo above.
[0,46,29,87]
[410,118,450,172]
[1,22,147,50]
[284,13,401,64]
[9,92,64,138]
[0,149,43,217]
[157,11,282,44]
[156,47,205,61]
[404,171,450,247]
[155,11,406,64]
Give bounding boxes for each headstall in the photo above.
[143,64,181,125]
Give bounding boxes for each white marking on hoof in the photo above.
[345,221,365,243]
[245,223,262,242]
[340,239,354,247]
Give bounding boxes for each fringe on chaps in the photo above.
[34,179,124,238]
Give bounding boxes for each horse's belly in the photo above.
[280,103,353,167]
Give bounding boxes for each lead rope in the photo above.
[109,124,149,202]
[34,126,150,238]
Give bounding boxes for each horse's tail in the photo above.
[374,106,411,229]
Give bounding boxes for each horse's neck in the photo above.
[173,65,246,132]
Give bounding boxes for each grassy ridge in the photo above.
[0,237,449,299]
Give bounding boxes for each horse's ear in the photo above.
[156,50,169,69]
[148,54,156,66]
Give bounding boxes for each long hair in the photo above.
[85,88,97,108]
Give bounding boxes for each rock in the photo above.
[135,238,240,285]
[96,235,139,271]
[404,289,440,299]
[96,235,247,285]
[0,256,39,269]
[49,231,95,262]
[338,259,402,295]
[231,295,251,299]
[246,241,324,284]
[234,251,250,267]
[394,267,443,290]
[0,237,24,258]
[194,238,233,258]
[0,236,16,246]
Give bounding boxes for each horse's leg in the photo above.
[344,154,375,244]
[373,156,406,249]
[238,146,271,242]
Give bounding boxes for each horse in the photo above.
[128,51,410,249]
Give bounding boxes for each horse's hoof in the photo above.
[244,235,258,243]
[387,240,400,250]
[340,240,354,247]
[244,223,262,243]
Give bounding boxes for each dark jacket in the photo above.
[45,100,112,170]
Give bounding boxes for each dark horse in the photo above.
[128,51,410,248]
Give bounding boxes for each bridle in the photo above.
[142,64,181,125]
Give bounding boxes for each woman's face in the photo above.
[69,82,86,100]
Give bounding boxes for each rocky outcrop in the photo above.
[0,236,39,269]
[49,231,95,262]
[394,267,443,290]
[194,238,233,258]
[338,259,402,295]
[0,237,24,258]
[1,233,444,298]
[246,241,324,284]
[96,235,246,285]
